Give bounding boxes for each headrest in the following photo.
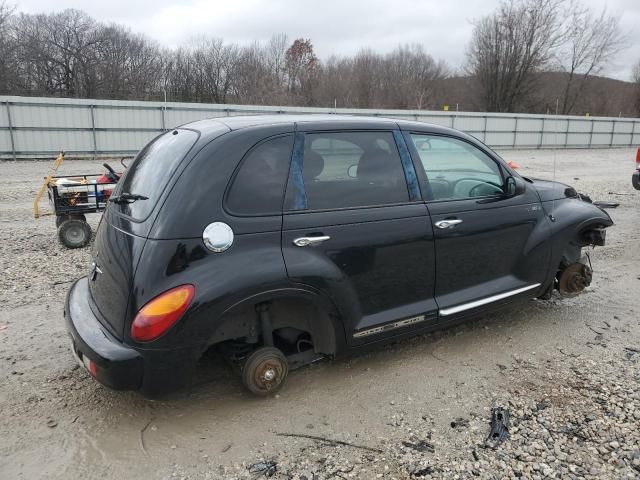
[357,150,392,183]
[303,149,325,181]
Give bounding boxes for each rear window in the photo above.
[114,129,198,220]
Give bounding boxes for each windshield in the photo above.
[114,129,198,220]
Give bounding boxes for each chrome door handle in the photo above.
[434,219,463,229]
[293,235,331,247]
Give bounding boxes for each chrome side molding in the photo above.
[439,283,541,316]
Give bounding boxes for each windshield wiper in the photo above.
[109,192,149,204]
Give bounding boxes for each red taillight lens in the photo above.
[131,285,195,342]
[636,147,640,166]
[88,359,97,377]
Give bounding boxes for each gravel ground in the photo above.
[0,148,639,479]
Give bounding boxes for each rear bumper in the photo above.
[633,171,640,190]
[65,277,143,390]
[65,277,200,397]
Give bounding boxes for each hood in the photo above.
[525,177,580,202]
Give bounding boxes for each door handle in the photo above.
[434,219,463,229]
[293,235,331,247]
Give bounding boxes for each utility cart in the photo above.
[33,152,122,248]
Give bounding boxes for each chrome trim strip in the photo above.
[353,314,428,338]
[439,283,541,316]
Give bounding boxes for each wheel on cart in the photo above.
[56,214,86,228]
[241,346,288,396]
[58,219,92,248]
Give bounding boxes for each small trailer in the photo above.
[33,152,122,248]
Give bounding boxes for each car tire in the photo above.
[58,219,92,249]
[241,346,288,396]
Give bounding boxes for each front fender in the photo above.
[543,197,613,272]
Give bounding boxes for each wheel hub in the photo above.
[558,262,592,296]
[254,359,284,391]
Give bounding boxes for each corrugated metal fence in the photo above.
[1,95,639,159]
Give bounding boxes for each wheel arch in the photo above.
[206,286,348,356]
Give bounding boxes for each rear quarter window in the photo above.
[115,129,199,220]
[225,135,294,216]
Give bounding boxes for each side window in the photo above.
[410,134,504,201]
[226,135,293,215]
[295,131,409,210]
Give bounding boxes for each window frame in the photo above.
[283,129,420,213]
[223,133,295,218]
[404,132,508,204]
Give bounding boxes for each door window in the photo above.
[410,134,504,201]
[289,131,409,210]
[226,135,293,215]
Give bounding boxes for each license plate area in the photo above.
[69,338,90,372]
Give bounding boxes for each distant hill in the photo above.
[433,72,639,117]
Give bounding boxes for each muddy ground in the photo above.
[0,149,639,479]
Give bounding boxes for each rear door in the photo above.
[406,133,551,318]
[281,129,437,344]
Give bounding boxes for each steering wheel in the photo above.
[468,180,504,197]
[103,163,119,183]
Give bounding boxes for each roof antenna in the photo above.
[550,98,559,222]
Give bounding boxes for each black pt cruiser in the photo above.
[65,115,612,397]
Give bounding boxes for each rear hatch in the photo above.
[88,129,200,340]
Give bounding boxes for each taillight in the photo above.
[131,285,195,342]
[636,147,640,167]
[87,359,97,377]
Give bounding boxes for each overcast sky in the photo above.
[13,0,640,81]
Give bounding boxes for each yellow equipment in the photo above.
[33,151,65,219]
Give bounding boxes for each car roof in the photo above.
[182,114,464,140]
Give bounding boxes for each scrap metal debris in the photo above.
[593,201,619,209]
[248,460,277,477]
[450,417,470,429]
[402,440,435,453]
[275,432,383,453]
[485,407,510,449]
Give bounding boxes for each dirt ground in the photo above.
[0,148,639,479]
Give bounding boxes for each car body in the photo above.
[65,115,613,397]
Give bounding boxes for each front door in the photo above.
[281,130,437,344]
[406,133,551,318]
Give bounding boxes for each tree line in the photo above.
[0,0,638,116]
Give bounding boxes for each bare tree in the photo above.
[467,0,566,112]
[556,5,625,114]
[0,1,16,94]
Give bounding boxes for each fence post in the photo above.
[539,117,545,149]
[588,118,594,148]
[89,104,97,158]
[564,118,570,148]
[5,101,16,160]
[631,121,638,146]
[483,115,488,143]
[160,106,166,131]
[513,116,518,148]
[610,120,616,147]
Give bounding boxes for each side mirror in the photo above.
[504,176,526,197]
